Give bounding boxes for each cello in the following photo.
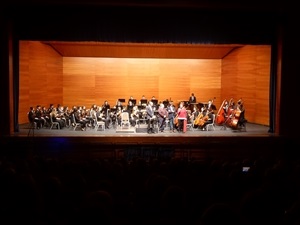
[174,114,179,127]
[230,99,243,129]
[193,111,202,126]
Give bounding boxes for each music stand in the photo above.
[152,99,158,105]
[131,99,136,105]
[118,99,126,103]
[140,99,147,105]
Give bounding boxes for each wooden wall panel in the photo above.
[62,58,221,108]
[19,41,63,124]
[221,45,270,125]
[63,58,96,107]
[19,41,270,126]
[190,59,222,106]
[158,59,190,105]
[256,46,271,124]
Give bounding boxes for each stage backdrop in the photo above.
[19,41,270,125]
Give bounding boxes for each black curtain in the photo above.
[13,5,277,44]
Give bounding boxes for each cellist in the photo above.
[199,109,214,130]
[194,106,205,127]
[197,107,209,129]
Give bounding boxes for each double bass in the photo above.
[215,99,227,125]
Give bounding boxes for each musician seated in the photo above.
[127,101,134,112]
[100,106,111,129]
[130,105,139,126]
[128,96,136,106]
[236,100,247,128]
[199,110,214,130]
[238,110,247,127]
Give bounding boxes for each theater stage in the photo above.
[1,122,292,162]
[17,122,270,137]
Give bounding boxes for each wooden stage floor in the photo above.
[1,122,289,161]
[16,122,271,138]
[2,122,297,162]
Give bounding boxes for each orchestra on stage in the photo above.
[27,95,247,132]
